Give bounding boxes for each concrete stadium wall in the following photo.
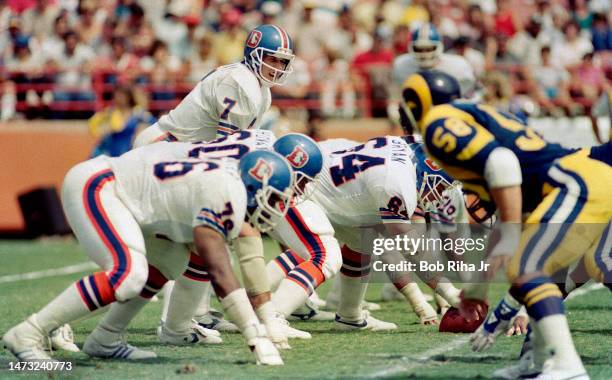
[0,116,607,232]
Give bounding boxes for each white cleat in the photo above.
[530,359,589,380]
[290,300,335,321]
[492,349,539,380]
[244,324,283,366]
[157,321,222,345]
[83,327,157,360]
[308,291,327,308]
[48,324,80,352]
[334,311,397,331]
[2,317,57,363]
[194,310,239,332]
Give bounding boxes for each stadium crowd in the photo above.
[0,0,610,121]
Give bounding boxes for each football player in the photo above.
[400,70,612,379]
[393,24,476,97]
[154,132,341,347]
[1,149,294,366]
[133,24,294,146]
[305,136,427,331]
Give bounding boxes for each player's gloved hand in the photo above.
[505,314,529,336]
[470,324,498,352]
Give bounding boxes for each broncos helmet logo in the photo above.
[286,146,309,169]
[424,159,441,171]
[248,158,272,182]
[246,30,262,48]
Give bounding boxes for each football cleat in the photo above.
[243,323,284,366]
[289,299,335,321]
[157,321,223,345]
[2,317,56,362]
[334,311,398,331]
[83,327,157,360]
[48,324,80,352]
[492,348,539,380]
[530,360,589,380]
[194,310,239,332]
[308,291,327,308]
[276,315,311,340]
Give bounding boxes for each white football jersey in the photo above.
[311,136,418,228]
[393,53,476,97]
[107,153,246,243]
[157,62,272,142]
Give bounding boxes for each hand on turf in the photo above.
[505,315,528,336]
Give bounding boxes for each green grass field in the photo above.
[0,239,610,379]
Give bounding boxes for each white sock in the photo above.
[97,296,149,335]
[325,276,341,305]
[34,283,93,334]
[272,279,309,317]
[435,280,461,307]
[398,282,427,309]
[195,281,213,316]
[221,288,261,340]
[337,273,368,321]
[160,281,174,323]
[536,314,584,370]
[165,277,208,333]
[1,92,16,121]
[266,260,287,292]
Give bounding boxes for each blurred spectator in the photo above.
[485,33,521,69]
[570,0,593,31]
[391,24,410,56]
[95,36,140,85]
[20,0,60,38]
[140,40,183,103]
[451,36,485,78]
[591,13,611,51]
[89,86,156,157]
[326,7,372,61]
[458,5,490,51]
[551,21,593,69]
[295,1,325,63]
[528,46,577,116]
[507,17,543,66]
[75,0,107,48]
[211,9,247,65]
[482,71,514,109]
[569,52,609,105]
[40,12,71,61]
[352,30,394,117]
[400,0,429,28]
[187,34,218,83]
[493,0,519,37]
[317,47,356,118]
[4,37,52,118]
[152,8,188,59]
[47,30,96,115]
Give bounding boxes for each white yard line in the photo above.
[0,262,97,284]
[366,282,605,379]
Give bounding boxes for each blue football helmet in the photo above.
[238,150,294,232]
[407,142,459,212]
[244,24,295,86]
[273,133,323,201]
[410,23,443,68]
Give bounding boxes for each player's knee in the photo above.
[321,239,342,279]
[114,254,149,301]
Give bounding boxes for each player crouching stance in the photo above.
[400,70,612,379]
[2,150,294,366]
